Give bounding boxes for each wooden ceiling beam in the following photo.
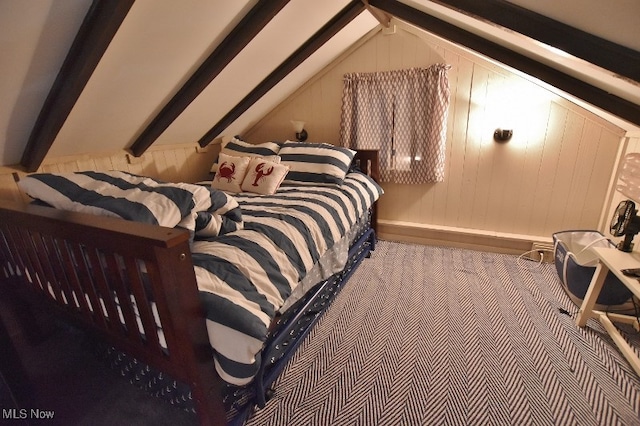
[20,0,135,172]
[369,0,640,128]
[129,0,291,157]
[431,0,640,83]
[197,1,366,147]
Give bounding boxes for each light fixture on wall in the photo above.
[291,120,308,142]
[493,128,513,142]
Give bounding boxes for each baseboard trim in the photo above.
[377,220,552,255]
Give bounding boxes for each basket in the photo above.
[553,230,634,312]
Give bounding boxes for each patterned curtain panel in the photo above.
[340,65,451,184]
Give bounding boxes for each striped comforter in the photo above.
[194,171,382,385]
[17,171,243,237]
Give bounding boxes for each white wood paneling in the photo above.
[243,20,626,247]
[601,136,640,247]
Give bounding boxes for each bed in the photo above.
[0,144,381,425]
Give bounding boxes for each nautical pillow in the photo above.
[241,157,289,195]
[210,153,251,193]
[210,136,282,173]
[279,141,356,185]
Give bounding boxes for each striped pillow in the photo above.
[279,141,356,185]
[210,137,282,173]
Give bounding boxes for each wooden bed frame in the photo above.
[0,150,379,425]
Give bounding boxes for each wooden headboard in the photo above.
[353,149,380,232]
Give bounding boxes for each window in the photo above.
[340,65,451,184]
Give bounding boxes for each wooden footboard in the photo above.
[0,201,227,425]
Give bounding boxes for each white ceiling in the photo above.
[1,0,638,168]
[1,0,92,165]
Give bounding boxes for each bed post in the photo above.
[354,149,380,233]
[150,245,229,426]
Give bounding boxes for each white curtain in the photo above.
[340,65,451,184]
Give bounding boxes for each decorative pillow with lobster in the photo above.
[241,157,290,195]
[210,152,251,193]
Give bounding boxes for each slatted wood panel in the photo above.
[0,143,220,202]
[0,200,227,425]
[244,21,626,242]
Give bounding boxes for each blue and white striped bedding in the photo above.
[194,171,382,385]
[17,171,243,237]
[17,169,383,386]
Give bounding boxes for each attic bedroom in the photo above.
[1,0,639,251]
[1,1,639,425]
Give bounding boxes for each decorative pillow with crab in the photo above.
[210,152,251,193]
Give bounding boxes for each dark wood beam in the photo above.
[129,0,291,157]
[432,0,640,83]
[21,0,135,172]
[369,0,640,128]
[197,1,366,147]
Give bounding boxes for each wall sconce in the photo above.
[493,128,513,142]
[291,120,308,142]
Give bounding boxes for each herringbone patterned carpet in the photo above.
[245,240,640,426]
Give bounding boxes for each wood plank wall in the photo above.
[602,135,640,235]
[0,143,220,204]
[243,21,627,253]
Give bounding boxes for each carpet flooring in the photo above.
[243,241,640,426]
[3,240,639,425]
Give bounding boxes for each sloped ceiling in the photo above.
[2,0,639,170]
